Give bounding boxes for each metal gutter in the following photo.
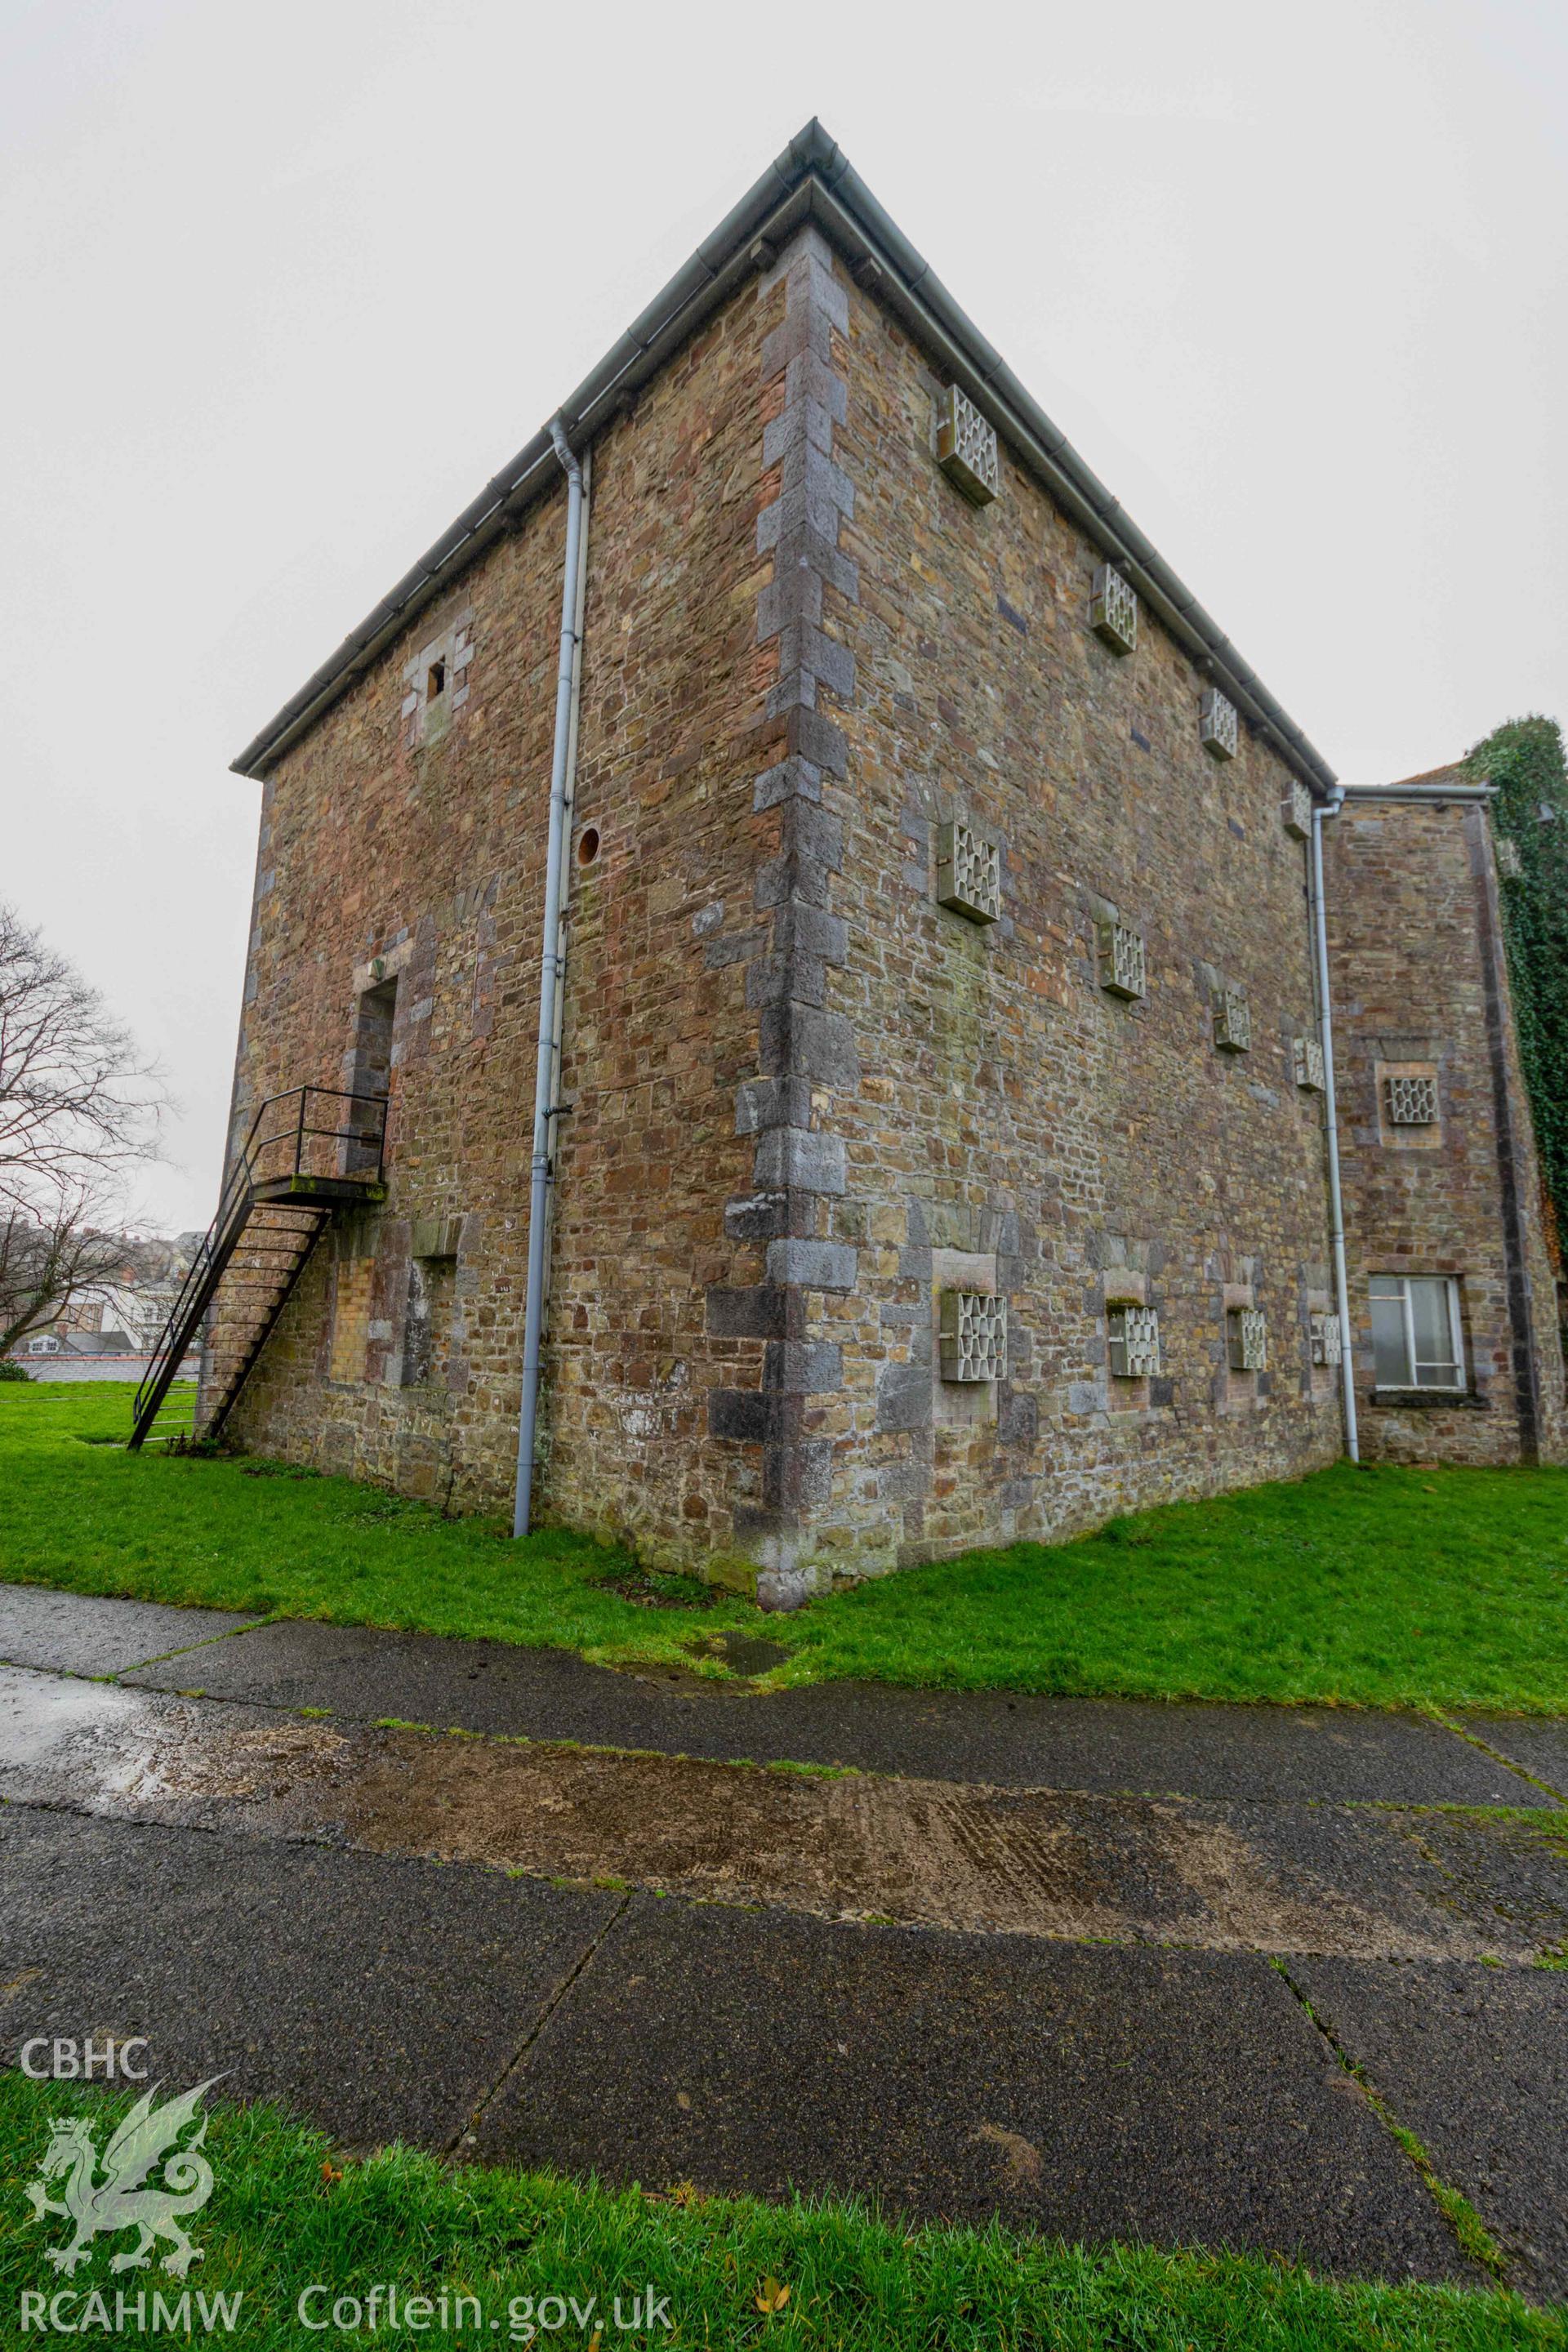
[1338,782,1494,803]
[232,118,1335,796]
[796,166,1335,795]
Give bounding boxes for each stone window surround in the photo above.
[1294,1033,1326,1094]
[1090,563,1138,654]
[933,383,1000,507]
[1306,1290,1341,1379]
[344,936,417,1110]
[1220,1280,1266,1410]
[1375,1057,1444,1151]
[1199,686,1239,762]
[935,817,1003,924]
[1213,983,1253,1054]
[1102,1267,1159,1411]
[402,610,474,748]
[931,1246,1001,1428]
[1095,912,1147,1003]
[1283,780,1313,841]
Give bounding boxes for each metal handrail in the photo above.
[131,1086,387,1438]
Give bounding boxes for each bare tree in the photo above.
[0,904,167,1355]
[0,1185,136,1356]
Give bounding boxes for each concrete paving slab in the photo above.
[0,1584,261,1677]
[748,1688,1548,1804]
[475,1896,1472,2283]
[0,1803,620,2150]
[1289,1957,1568,2300]
[1383,1806,1568,1958]
[121,1617,753,1746]
[1458,1717,1568,1801]
[4,1667,1539,1959]
[121,1611,1539,1803]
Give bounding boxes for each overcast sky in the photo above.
[4,0,1563,1233]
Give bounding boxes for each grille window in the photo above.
[934,385,1000,506]
[1387,1073,1438,1127]
[939,1290,1006,1383]
[1096,919,1146,1000]
[1090,566,1138,654]
[1199,688,1238,761]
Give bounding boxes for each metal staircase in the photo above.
[129,1086,387,1451]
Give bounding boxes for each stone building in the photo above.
[1327,772,1563,1468]
[172,123,1561,1595]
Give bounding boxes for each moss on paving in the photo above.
[5,1383,1568,1712]
[0,2074,1558,2349]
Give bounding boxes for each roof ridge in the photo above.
[232,120,1335,795]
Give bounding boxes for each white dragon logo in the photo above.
[25,2078,222,2278]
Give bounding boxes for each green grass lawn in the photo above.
[0,2074,1557,2350]
[4,1381,1568,1712]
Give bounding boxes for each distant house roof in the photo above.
[232,120,1336,800]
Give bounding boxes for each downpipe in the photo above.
[1310,788,1359,1463]
[540,443,591,1324]
[514,420,588,1539]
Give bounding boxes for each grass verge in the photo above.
[0,2075,1557,2350]
[5,1383,1568,1711]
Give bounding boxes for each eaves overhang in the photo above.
[232,118,1337,795]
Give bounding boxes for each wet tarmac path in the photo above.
[2,1584,1566,2296]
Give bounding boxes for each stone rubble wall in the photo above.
[219,221,1560,1583]
[1328,799,1566,1464]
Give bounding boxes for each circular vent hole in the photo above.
[577,826,601,866]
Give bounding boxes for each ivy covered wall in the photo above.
[1467,715,1568,1262]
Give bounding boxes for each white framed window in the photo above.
[1369,1275,1464,1392]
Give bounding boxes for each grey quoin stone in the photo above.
[765,1239,858,1293]
[753,1126,847,1196]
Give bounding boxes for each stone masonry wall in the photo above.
[1327,799,1566,1464]
[225,268,788,1564]
[697,242,1348,1584]
[222,216,1558,1584]
[221,221,1357,1582]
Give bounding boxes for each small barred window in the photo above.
[936,822,1002,924]
[1096,919,1147,1000]
[1227,1308,1267,1373]
[1214,987,1252,1053]
[1108,1305,1160,1379]
[1387,1074,1438,1126]
[1200,688,1238,761]
[939,1290,1006,1383]
[1090,565,1138,654]
[935,386,1000,506]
